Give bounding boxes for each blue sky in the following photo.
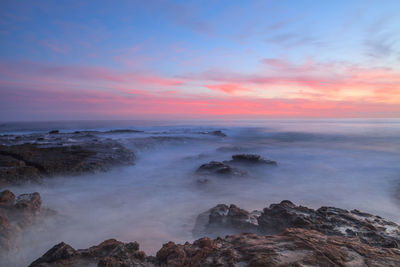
[1,0,399,120]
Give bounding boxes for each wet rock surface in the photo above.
[0,132,135,185]
[195,154,276,180]
[193,204,260,237]
[30,200,400,266]
[225,154,277,165]
[0,190,54,258]
[30,228,400,267]
[195,200,400,249]
[196,161,246,177]
[29,239,153,267]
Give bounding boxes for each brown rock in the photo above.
[0,190,15,205]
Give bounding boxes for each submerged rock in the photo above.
[227,154,277,165]
[196,161,246,177]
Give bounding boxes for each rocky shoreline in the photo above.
[27,199,400,266]
[1,131,400,266]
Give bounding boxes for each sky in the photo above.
[0,0,400,121]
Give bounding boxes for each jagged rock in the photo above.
[194,200,400,249]
[226,154,277,165]
[31,229,400,266]
[29,239,150,267]
[196,161,246,176]
[193,204,260,237]
[48,130,59,134]
[157,228,400,267]
[258,200,400,248]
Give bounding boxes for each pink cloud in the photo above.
[1,58,400,120]
[205,84,252,95]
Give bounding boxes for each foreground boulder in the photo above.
[194,200,400,249]
[0,140,134,185]
[31,228,400,267]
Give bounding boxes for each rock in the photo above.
[258,200,400,248]
[0,140,134,185]
[31,229,400,266]
[209,130,226,137]
[0,214,16,253]
[227,154,277,165]
[193,204,260,237]
[157,228,400,267]
[0,191,54,259]
[194,200,400,249]
[196,161,246,176]
[0,190,15,205]
[48,130,59,134]
[29,239,150,267]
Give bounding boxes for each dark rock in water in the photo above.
[0,153,42,185]
[193,204,260,237]
[48,130,59,134]
[0,141,134,185]
[194,200,400,249]
[196,161,246,176]
[210,130,226,137]
[227,154,277,165]
[29,239,149,267]
[31,228,400,266]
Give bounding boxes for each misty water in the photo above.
[2,119,400,265]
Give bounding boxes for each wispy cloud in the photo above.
[40,40,71,53]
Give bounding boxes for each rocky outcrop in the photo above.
[0,190,51,258]
[195,154,276,179]
[193,204,260,237]
[196,161,246,177]
[194,200,400,249]
[0,141,134,185]
[29,239,152,267]
[30,228,400,267]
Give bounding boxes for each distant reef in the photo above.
[0,131,135,185]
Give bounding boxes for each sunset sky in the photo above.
[1,0,400,120]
